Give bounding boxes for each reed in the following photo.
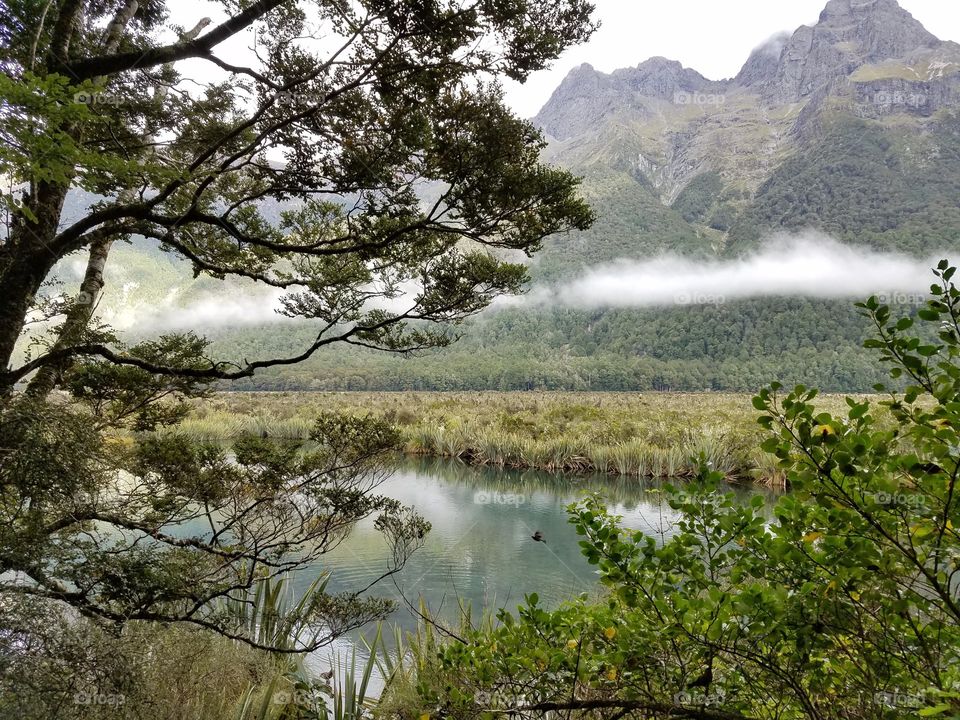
[179,391,876,485]
[221,574,389,720]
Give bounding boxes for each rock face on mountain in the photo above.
[535,58,724,141]
[614,57,723,100]
[531,0,960,274]
[742,0,941,102]
[537,0,953,137]
[734,33,790,89]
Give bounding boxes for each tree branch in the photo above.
[55,0,288,80]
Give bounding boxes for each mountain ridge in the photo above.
[529,0,960,278]
[538,0,949,125]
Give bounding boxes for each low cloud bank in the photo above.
[102,287,290,332]
[523,234,950,309]
[105,282,419,332]
[100,233,953,331]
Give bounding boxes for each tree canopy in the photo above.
[0,0,595,390]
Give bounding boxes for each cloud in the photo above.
[102,280,422,333]
[517,233,947,309]
[751,31,791,59]
[104,287,291,332]
[97,232,949,330]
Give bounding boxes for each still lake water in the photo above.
[298,457,768,676]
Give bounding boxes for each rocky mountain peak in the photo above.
[816,0,939,57]
[740,0,941,102]
[533,63,616,139]
[820,0,912,22]
[617,57,719,97]
[533,0,955,165]
[534,56,722,140]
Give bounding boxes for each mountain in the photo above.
[43,0,960,392]
[737,0,941,103]
[530,0,960,278]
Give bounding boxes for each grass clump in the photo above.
[182,392,873,487]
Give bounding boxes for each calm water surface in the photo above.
[299,457,768,678]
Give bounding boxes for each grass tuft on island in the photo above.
[171,391,873,489]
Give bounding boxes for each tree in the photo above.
[0,0,596,669]
[412,263,960,719]
[0,0,595,389]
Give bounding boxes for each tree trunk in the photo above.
[0,183,70,390]
[0,252,58,381]
[26,237,114,397]
[6,0,143,397]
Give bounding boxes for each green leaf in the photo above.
[918,704,953,716]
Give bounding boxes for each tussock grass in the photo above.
[183,391,871,488]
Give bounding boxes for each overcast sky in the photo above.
[503,0,960,118]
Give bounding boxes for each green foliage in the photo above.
[0,593,277,720]
[0,72,95,191]
[671,170,725,224]
[411,264,960,719]
[63,332,217,430]
[0,575,395,720]
[727,118,960,256]
[0,393,427,644]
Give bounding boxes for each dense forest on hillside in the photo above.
[726,118,960,255]
[201,297,896,392]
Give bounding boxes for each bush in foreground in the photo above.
[398,263,960,718]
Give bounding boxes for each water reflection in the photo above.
[295,456,773,685]
[305,457,769,631]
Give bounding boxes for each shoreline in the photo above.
[168,391,879,489]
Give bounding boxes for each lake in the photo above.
[300,456,769,678]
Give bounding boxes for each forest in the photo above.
[206,298,892,392]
